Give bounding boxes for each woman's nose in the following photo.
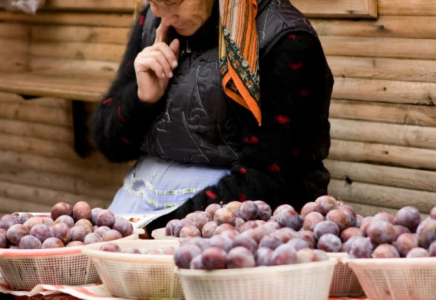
[161,14,179,26]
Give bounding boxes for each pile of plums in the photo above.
[0,201,133,249]
[99,243,176,255]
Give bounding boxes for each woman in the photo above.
[93,0,334,234]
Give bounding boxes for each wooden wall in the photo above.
[309,0,436,216]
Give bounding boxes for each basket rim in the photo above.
[0,229,143,258]
[344,257,436,267]
[177,257,337,277]
[151,228,180,240]
[82,239,179,263]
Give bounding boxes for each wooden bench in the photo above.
[0,0,140,213]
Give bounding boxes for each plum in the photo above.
[70,226,88,242]
[144,249,162,255]
[42,237,65,249]
[303,212,324,231]
[227,247,256,268]
[373,212,394,224]
[272,244,297,265]
[259,233,284,250]
[360,217,374,237]
[297,248,318,263]
[186,212,210,231]
[165,219,182,237]
[255,200,272,221]
[237,201,259,221]
[54,215,75,228]
[314,196,338,216]
[373,244,400,258]
[416,218,436,249]
[18,213,34,225]
[1,215,20,230]
[406,247,429,258]
[287,238,309,252]
[181,237,209,251]
[51,222,71,244]
[273,204,295,216]
[219,229,239,241]
[23,217,45,231]
[0,229,7,248]
[428,240,436,257]
[313,250,329,261]
[112,217,133,237]
[190,255,203,269]
[394,233,417,257]
[214,224,235,236]
[232,235,258,254]
[326,209,353,231]
[19,235,42,249]
[122,247,141,254]
[275,227,298,243]
[7,224,29,245]
[355,215,364,228]
[234,218,245,232]
[313,221,339,240]
[84,233,103,244]
[72,201,92,221]
[317,233,342,252]
[430,206,436,220]
[208,235,233,252]
[201,247,228,270]
[240,220,259,232]
[297,231,316,249]
[225,201,242,215]
[202,221,218,238]
[367,220,396,245]
[161,246,176,255]
[394,206,421,232]
[30,224,52,243]
[100,242,121,252]
[91,208,103,225]
[102,229,122,242]
[338,204,357,227]
[96,210,116,228]
[51,202,73,220]
[42,218,54,227]
[180,225,201,238]
[349,237,373,259]
[393,225,411,240]
[340,227,362,243]
[342,236,365,253]
[205,204,222,219]
[75,219,93,230]
[94,226,111,238]
[214,208,236,226]
[300,202,317,217]
[66,241,85,247]
[277,209,302,231]
[256,247,274,266]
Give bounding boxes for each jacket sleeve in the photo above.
[92,7,165,163]
[146,32,333,233]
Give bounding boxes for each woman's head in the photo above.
[149,0,216,36]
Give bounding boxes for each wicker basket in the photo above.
[178,259,336,300]
[82,239,184,300]
[327,252,364,297]
[347,257,436,300]
[152,227,180,240]
[0,230,141,290]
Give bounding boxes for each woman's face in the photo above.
[149,0,216,36]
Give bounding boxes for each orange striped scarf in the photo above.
[219,0,261,125]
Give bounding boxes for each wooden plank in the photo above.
[0,150,130,186]
[0,73,111,102]
[31,25,129,45]
[312,16,436,39]
[0,169,118,201]
[332,77,436,105]
[328,179,436,214]
[325,159,436,193]
[30,41,125,62]
[30,57,119,76]
[378,0,436,16]
[329,139,436,171]
[0,119,73,143]
[327,56,436,83]
[0,92,71,109]
[330,118,436,150]
[0,39,29,56]
[321,36,436,60]
[0,55,28,73]
[345,202,428,219]
[0,102,72,126]
[293,0,377,18]
[0,11,134,27]
[330,100,436,128]
[43,0,134,12]
[0,181,111,209]
[0,196,52,214]
[0,23,29,39]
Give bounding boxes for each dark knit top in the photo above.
[92,7,333,233]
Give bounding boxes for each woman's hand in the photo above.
[135,24,180,104]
